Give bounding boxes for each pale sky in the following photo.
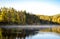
[0,0,60,16]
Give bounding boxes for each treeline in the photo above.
[0,7,40,25]
[37,15,60,24]
[0,7,60,25]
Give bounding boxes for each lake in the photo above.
[15,32,60,39]
[0,25,60,39]
[25,32,60,39]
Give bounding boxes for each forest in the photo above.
[0,7,60,25]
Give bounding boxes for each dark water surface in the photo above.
[0,25,60,39]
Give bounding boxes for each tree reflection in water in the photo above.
[1,28,38,39]
[1,25,60,39]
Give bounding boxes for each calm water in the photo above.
[1,25,60,39]
[15,32,60,39]
[25,32,60,39]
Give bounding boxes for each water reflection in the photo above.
[26,32,60,39]
[0,25,60,39]
[1,29,60,39]
[1,28,38,39]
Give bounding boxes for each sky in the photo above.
[0,0,60,16]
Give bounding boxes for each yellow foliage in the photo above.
[52,17,57,22]
[0,15,3,21]
[57,18,60,23]
[40,16,45,19]
[39,15,50,21]
[44,16,50,21]
[11,18,15,22]
[16,13,20,23]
